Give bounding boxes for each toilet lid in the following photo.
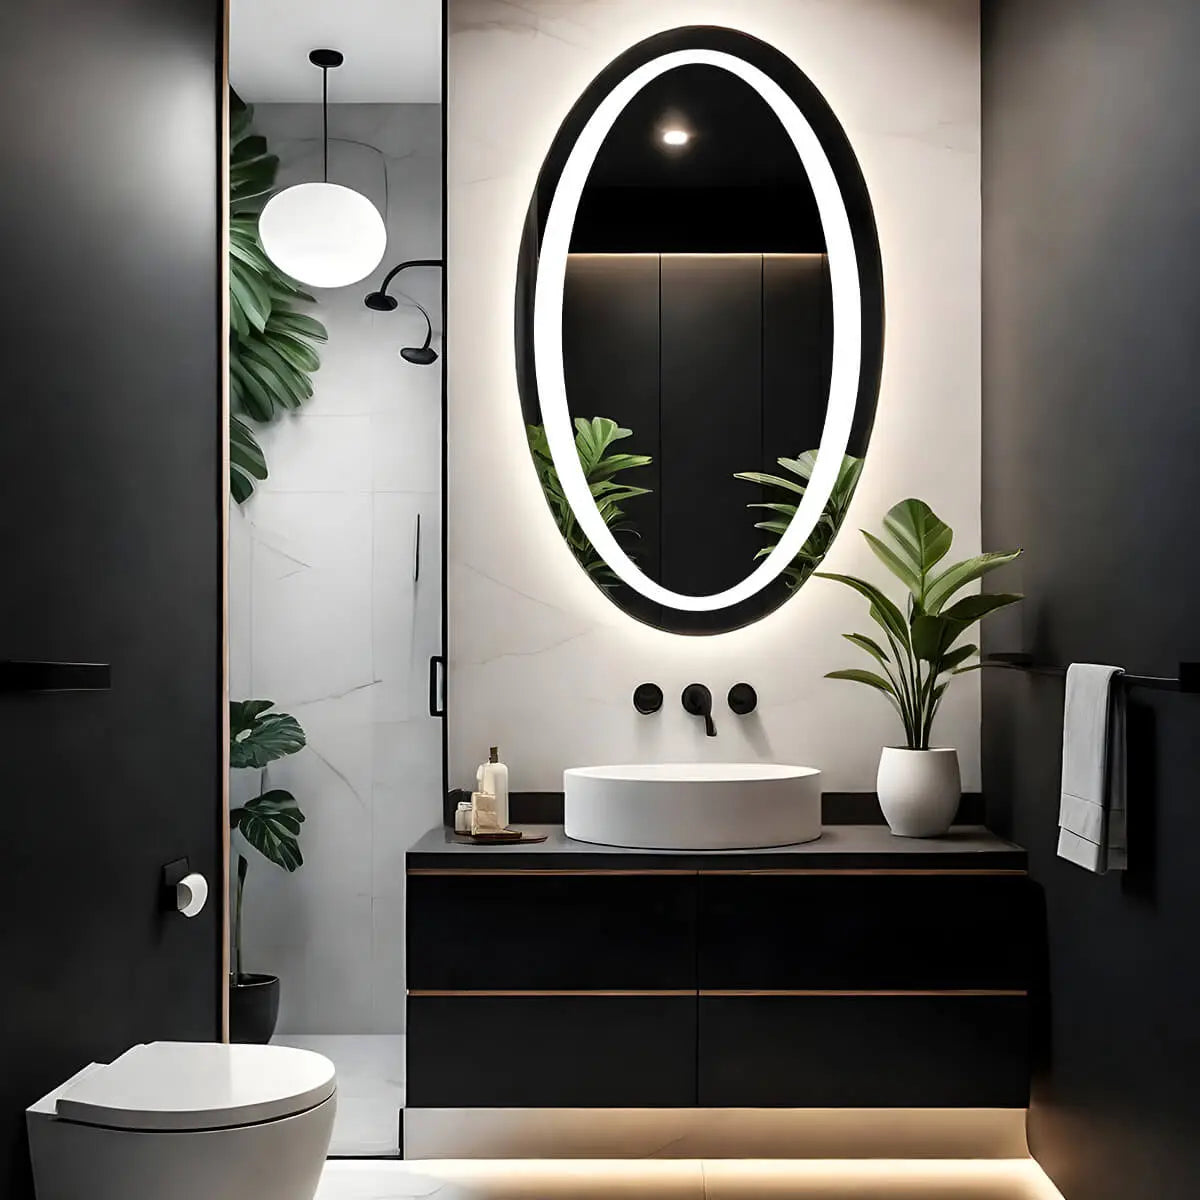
[55,1042,336,1132]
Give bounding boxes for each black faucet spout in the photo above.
[682,684,717,737]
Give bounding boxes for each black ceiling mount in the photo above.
[308,48,344,69]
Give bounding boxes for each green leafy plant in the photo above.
[817,499,1022,750]
[527,417,652,586]
[229,91,328,503]
[736,450,863,589]
[229,700,307,980]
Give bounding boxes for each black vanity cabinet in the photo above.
[406,869,698,1106]
[406,827,1034,1109]
[697,871,1034,1107]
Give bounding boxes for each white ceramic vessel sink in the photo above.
[564,763,822,850]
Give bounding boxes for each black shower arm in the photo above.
[373,258,443,297]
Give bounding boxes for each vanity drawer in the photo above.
[406,870,697,990]
[406,994,697,1106]
[698,993,1029,1107]
[698,872,1034,990]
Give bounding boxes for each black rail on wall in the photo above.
[983,2,1200,1197]
[0,2,224,1196]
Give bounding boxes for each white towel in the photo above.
[1058,664,1127,874]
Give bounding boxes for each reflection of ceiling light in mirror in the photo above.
[259,49,387,289]
[260,183,386,288]
[535,48,862,613]
[661,128,690,146]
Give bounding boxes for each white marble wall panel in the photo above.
[447,0,983,793]
[228,103,443,1034]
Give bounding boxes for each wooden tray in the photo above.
[451,830,549,845]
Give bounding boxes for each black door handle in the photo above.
[428,655,445,718]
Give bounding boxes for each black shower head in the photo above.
[363,291,399,312]
[401,344,438,366]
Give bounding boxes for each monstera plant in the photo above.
[817,499,1022,837]
[229,91,328,503]
[527,417,652,586]
[229,700,307,1041]
[736,450,863,589]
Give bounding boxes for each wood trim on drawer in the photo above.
[699,868,1028,877]
[408,989,696,997]
[699,989,1029,997]
[407,868,698,876]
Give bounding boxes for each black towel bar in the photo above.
[984,653,1200,693]
[0,661,111,692]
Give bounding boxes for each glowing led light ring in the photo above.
[533,48,863,612]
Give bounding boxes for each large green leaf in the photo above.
[825,668,898,697]
[862,530,923,597]
[814,572,909,647]
[736,451,862,588]
[230,700,306,769]
[924,551,1023,614]
[882,499,953,597]
[232,790,305,872]
[527,417,653,587]
[227,90,327,501]
[230,415,268,504]
[940,592,1023,623]
[843,632,891,666]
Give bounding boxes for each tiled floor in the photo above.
[272,1033,405,1156]
[316,1160,1067,1199]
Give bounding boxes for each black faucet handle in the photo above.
[682,683,716,737]
[728,682,758,716]
[633,682,664,714]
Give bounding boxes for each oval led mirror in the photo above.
[516,27,884,634]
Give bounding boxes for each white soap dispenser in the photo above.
[479,746,509,829]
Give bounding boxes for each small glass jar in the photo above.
[454,801,473,834]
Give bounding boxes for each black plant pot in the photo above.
[229,973,280,1043]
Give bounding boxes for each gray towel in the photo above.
[1058,664,1127,873]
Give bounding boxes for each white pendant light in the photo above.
[259,49,386,289]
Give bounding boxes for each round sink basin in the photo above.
[564,763,822,850]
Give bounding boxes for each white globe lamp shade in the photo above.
[259,182,387,289]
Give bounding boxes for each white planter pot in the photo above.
[876,747,961,837]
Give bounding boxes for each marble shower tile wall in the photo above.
[447,0,983,793]
[229,103,443,1034]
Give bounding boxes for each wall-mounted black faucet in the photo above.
[682,683,717,737]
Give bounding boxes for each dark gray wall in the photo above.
[0,1,223,1195]
[982,1,1200,1196]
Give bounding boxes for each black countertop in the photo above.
[406,824,1026,871]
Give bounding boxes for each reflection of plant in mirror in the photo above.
[229,91,329,503]
[229,700,307,981]
[817,499,1022,750]
[528,417,652,587]
[735,451,863,589]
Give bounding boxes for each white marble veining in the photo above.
[316,1159,1066,1199]
[446,0,984,793]
[274,1034,406,1157]
[229,103,443,1035]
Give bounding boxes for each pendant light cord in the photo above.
[322,65,329,182]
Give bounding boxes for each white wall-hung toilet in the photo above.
[26,1041,336,1200]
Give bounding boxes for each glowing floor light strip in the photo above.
[533,48,863,613]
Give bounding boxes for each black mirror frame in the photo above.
[514,25,884,635]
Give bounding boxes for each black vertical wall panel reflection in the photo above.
[0,1,223,1195]
[763,255,833,461]
[659,255,762,596]
[562,255,662,581]
[983,1,1200,1196]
